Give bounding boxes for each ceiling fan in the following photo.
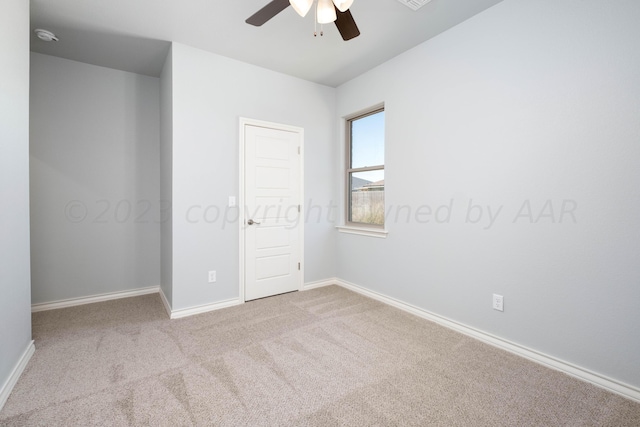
[246,0,360,41]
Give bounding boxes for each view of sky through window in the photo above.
[351,111,385,182]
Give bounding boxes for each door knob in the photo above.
[247,219,261,225]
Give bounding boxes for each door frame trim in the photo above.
[238,117,305,303]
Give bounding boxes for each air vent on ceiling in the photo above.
[396,0,432,11]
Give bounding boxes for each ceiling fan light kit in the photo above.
[246,0,360,41]
[290,0,313,17]
[333,0,354,12]
[316,0,338,24]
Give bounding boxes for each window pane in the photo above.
[349,170,384,226]
[351,111,385,168]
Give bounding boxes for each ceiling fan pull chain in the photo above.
[314,2,317,37]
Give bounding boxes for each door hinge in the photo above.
[298,146,300,155]
[298,205,300,213]
[298,262,301,270]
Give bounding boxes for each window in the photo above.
[346,106,385,228]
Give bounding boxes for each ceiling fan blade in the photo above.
[246,0,291,26]
[334,7,360,41]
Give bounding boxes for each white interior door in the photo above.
[243,122,302,301]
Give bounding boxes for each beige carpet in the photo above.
[1,285,639,426]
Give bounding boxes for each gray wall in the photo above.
[0,0,32,402]
[30,53,161,303]
[335,0,640,389]
[169,43,336,310]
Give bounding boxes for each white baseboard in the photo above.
[25,278,639,402]
[30,285,240,320]
[148,286,241,320]
[0,340,35,412]
[31,286,160,312]
[302,278,338,291]
[169,298,242,319]
[159,287,172,318]
[334,278,640,403]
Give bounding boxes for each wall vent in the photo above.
[396,0,432,11]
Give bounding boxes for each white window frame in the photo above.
[338,104,388,238]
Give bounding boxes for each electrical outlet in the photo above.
[493,294,504,312]
[208,270,216,283]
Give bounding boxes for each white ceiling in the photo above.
[30,0,503,87]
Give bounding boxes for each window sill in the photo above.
[336,226,388,239]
